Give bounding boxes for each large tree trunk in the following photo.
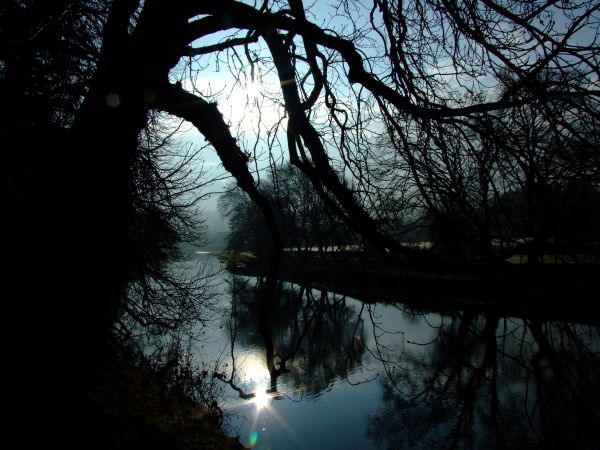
[9,0,193,426]
[42,0,151,407]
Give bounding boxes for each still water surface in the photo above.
[186,253,600,450]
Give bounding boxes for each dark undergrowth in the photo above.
[63,358,247,450]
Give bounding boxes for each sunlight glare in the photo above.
[253,388,270,409]
[245,79,260,99]
[184,73,286,136]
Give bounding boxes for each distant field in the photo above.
[505,254,600,264]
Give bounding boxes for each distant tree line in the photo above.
[219,163,356,257]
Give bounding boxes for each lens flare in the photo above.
[249,431,258,447]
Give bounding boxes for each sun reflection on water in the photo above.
[230,351,305,448]
[252,388,270,410]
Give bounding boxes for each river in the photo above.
[178,252,600,449]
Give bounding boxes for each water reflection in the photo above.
[366,312,600,449]
[223,276,366,399]
[211,268,600,449]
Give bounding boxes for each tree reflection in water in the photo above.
[366,309,600,449]
[220,275,366,401]
[217,276,600,449]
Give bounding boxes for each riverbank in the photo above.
[65,359,247,450]
[219,250,600,324]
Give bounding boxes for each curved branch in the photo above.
[263,25,417,260]
[190,1,598,119]
[155,82,282,255]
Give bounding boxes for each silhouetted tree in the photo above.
[489,73,600,263]
[2,2,214,441]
